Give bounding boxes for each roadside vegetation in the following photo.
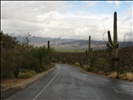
[53,46,133,81]
[56,49,85,52]
[1,31,55,90]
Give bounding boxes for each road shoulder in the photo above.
[1,65,56,100]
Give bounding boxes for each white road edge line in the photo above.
[112,87,133,94]
[112,87,120,93]
[32,66,61,100]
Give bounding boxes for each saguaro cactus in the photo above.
[88,36,92,68]
[88,36,91,53]
[47,40,51,64]
[48,40,50,52]
[106,12,119,72]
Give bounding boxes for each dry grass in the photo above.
[109,72,133,81]
[120,73,133,81]
[1,79,26,90]
[74,62,80,67]
[83,64,88,70]
[19,70,36,78]
[1,66,55,91]
[109,72,117,78]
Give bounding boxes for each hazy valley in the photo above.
[17,36,133,51]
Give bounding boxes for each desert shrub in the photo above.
[51,58,58,63]
[87,55,98,71]
[1,31,21,79]
[1,84,4,90]
[93,58,110,73]
[1,47,24,79]
[43,65,50,71]
[30,58,41,73]
[28,45,55,72]
[12,47,23,78]
[19,72,32,78]
[1,31,55,79]
[1,50,14,79]
[21,51,33,71]
[29,70,36,75]
[83,65,88,70]
[19,70,36,78]
[90,55,98,67]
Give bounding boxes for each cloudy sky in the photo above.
[1,1,133,41]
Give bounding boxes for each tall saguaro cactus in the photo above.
[88,36,92,67]
[47,40,51,64]
[48,40,50,52]
[106,12,119,72]
[88,36,91,53]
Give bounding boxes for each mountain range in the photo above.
[16,36,133,51]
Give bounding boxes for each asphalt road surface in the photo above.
[5,64,133,100]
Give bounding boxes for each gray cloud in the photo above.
[1,1,132,41]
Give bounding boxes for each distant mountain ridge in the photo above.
[16,36,133,50]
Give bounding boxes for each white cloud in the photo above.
[118,6,133,41]
[115,1,121,7]
[85,1,99,6]
[106,1,121,7]
[1,1,132,41]
[106,1,113,3]
[1,1,64,21]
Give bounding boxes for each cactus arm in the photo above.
[115,44,119,48]
[107,31,114,46]
[106,43,113,50]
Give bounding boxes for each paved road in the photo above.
[5,64,133,100]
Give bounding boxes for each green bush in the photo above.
[1,31,55,79]
[1,50,15,79]
[29,46,52,72]
[90,55,98,67]
[30,58,41,73]
[29,70,36,75]
[87,55,98,71]
[51,58,58,63]
[93,58,110,73]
